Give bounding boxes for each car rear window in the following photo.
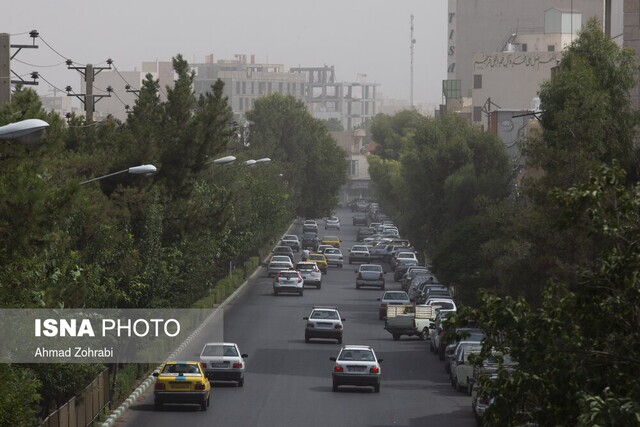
[385,292,409,301]
[338,349,375,362]
[311,310,339,320]
[431,301,455,310]
[296,263,314,270]
[352,246,368,251]
[361,265,382,272]
[279,272,299,279]
[201,344,238,357]
[162,363,200,374]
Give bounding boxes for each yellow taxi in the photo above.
[321,235,342,248]
[307,253,328,274]
[153,361,211,411]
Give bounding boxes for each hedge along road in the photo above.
[115,207,476,427]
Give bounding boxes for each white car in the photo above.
[317,244,334,254]
[295,261,322,288]
[323,248,344,268]
[199,342,248,387]
[325,216,340,230]
[348,245,371,264]
[273,270,304,296]
[267,256,294,277]
[451,343,483,393]
[330,345,383,393]
[280,234,300,252]
[304,307,345,343]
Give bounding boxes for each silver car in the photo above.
[323,247,344,268]
[330,345,383,392]
[355,264,385,289]
[267,256,293,277]
[348,245,371,264]
[325,216,340,230]
[273,270,304,296]
[199,342,248,386]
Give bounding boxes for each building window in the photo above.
[473,74,482,89]
[547,45,555,52]
[521,43,528,52]
[236,81,240,94]
[239,98,244,111]
[268,82,272,93]
[350,159,359,176]
[279,82,283,93]
[259,82,265,95]
[473,106,482,122]
[252,82,255,94]
[242,81,246,94]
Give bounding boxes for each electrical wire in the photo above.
[37,34,77,64]
[37,73,68,94]
[10,31,33,36]
[14,58,66,68]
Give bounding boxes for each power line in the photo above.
[37,73,68,93]
[14,58,66,68]
[37,34,77,64]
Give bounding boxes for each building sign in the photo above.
[474,52,559,71]
[447,0,457,75]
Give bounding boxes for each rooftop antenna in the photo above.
[410,14,416,107]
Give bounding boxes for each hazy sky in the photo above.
[2,0,447,106]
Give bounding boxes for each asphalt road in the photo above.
[116,208,476,427]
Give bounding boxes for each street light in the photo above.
[209,155,237,165]
[0,119,49,143]
[80,164,157,185]
[245,158,271,167]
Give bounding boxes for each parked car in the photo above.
[325,216,341,230]
[272,245,294,262]
[307,253,328,274]
[273,270,304,296]
[321,235,341,248]
[303,219,318,234]
[401,267,430,291]
[153,361,210,411]
[393,258,419,281]
[377,290,410,320]
[267,257,294,277]
[323,247,344,268]
[391,251,418,268]
[280,234,301,252]
[451,343,483,393]
[295,261,322,288]
[355,264,385,290]
[304,307,345,343]
[356,227,374,242]
[301,233,320,251]
[430,310,457,358]
[199,342,248,386]
[348,245,371,264]
[352,213,368,226]
[330,345,382,392]
[442,328,485,373]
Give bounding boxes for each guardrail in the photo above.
[41,368,110,427]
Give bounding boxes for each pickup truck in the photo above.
[384,305,434,341]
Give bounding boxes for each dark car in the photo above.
[352,213,368,226]
[356,227,374,242]
[272,245,295,262]
[393,258,419,281]
[301,233,320,250]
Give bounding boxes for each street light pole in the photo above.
[80,164,157,185]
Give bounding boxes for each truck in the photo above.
[384,304,434,341]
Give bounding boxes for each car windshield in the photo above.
[397,252,414,258]
[384,292,409,301]
[162,363,200,374]
[361,265,382,272]
[272,256,290,262]
[201,344,239,357]
[310,310,339,320]
[275,247,291,252]
[304,221,316,225]
[338,349,375,362]
[399,259,417,265]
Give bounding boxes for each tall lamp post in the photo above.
[0,118,49,143]
[80,164,157,185]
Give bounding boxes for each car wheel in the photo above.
[207,393,211,406]
[392,333,400,341]
[438,347,446,361]
[332,381,339,392]
[420,328,429,341]
[445,363,450,374]
[299,290,304,296]
[456,379,464,393]
[374,383,380,393]
[317,283,321,289]
[467,380,473,396]
[381,284,386,290]
[356,284,360,289]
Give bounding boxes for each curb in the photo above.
[98,220,299,427]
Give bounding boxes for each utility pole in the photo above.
[410,14,416,108]
[0,31,40,105]
[66,59,112,122]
